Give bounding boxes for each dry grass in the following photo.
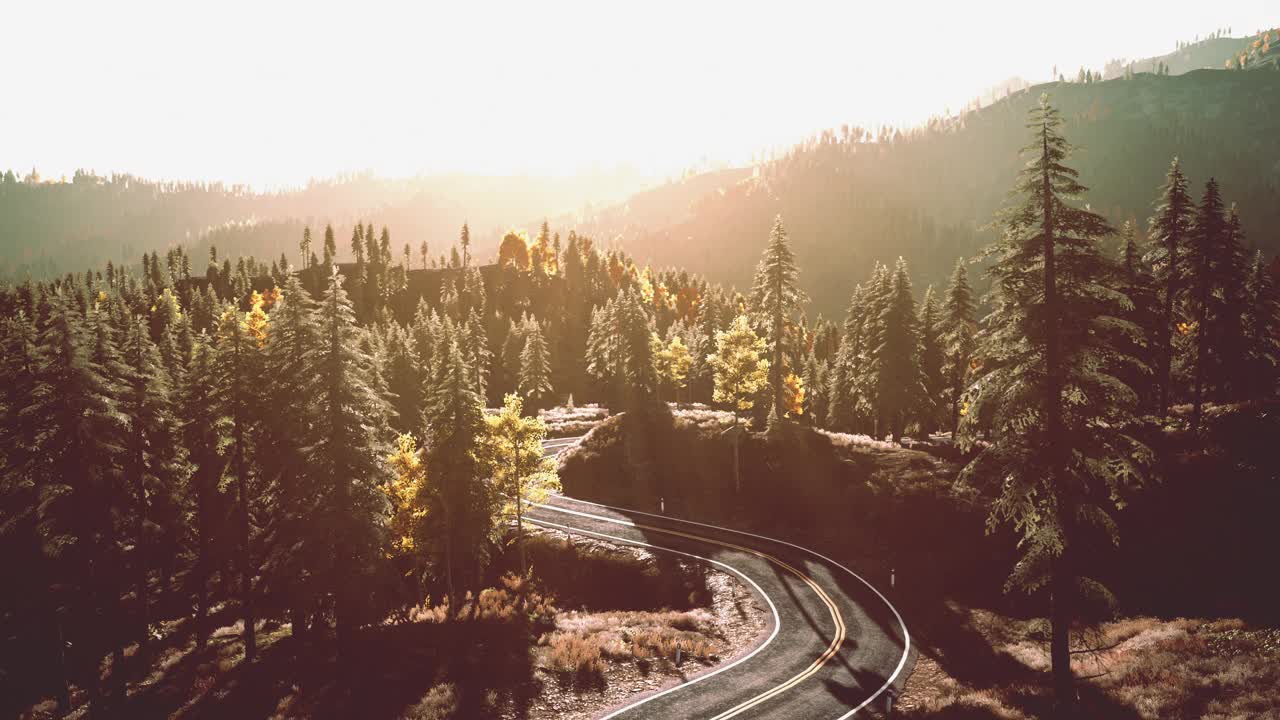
[398,683,457,720]
[671,405,737,433]
[398,574,558,631]
[538,404,610,438]
[900,611,1280,719]
[538,608,722,682]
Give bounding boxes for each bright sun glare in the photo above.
[5,0,1275,187]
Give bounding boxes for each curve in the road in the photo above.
[527,492,911,718]
[526,516,782,719]
[530,502,852,718]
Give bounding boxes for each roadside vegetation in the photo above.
[559,397,1280,719]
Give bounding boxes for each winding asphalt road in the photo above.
[530,436,913,719]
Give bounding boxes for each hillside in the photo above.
[0,169,654,281]
[578,68,1280,315]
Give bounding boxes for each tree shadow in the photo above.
[125,617,540,720]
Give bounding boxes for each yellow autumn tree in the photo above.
[483,393,560,575]
[709,314,770,422]
[244,290,270,347]
[655,334,693,403]
[498,230,531,270]
[384,434,429,557]
[783,372,805,417]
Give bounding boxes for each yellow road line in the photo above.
[548,507,848,719]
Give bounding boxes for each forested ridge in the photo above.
[6,41,1280,319]
[576,58,1280,314]
[0,170,650,282]
[3,88,1280,718]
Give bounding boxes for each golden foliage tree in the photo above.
[709,314,770,420]
[498,230,531,271]
[244,290,270,348]
[483,394,560,575]
[783,371,805,417]
[384,434,429,557]
[655,333,692,402]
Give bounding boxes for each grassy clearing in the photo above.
[899,609,1280,719]
[537,403,610,438]
[541,608,720,676]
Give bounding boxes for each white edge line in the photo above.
[525,516,782,720]
[533,490,912,719]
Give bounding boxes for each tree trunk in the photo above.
[774,271,785,417]
[290,605,307,638]
[950,370,962,433]
[443,498,456,617]
[235,443,256,661]
[516,488,526,578]
[1158,235,1177,417]
[133,453,150,659]
[1191,279,1209,431]
[53,608,70,712]
[195,476,210,650]
[1050,556,1075,718]
[1041,120,1074,717]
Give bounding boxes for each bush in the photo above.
[400,683,457,720]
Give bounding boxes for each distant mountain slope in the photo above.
[1106,28,1280,78]
[579,68,1280,315]
[0,170,655,280]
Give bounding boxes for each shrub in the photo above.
[400,683,457,720]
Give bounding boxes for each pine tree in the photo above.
[258,274,322,635]
[26,294,129,709]
[119,315,184,657]
[519,320,554,408]
[941,259,977,432]
[872,257,928,442]
[463,308,491,399]
[1145,157,1194,416]
[483,394,560,576]
[585,301,619,404]
[1240,250,1280,397]
[180,333,224,650]
[617,291,660,408]
[749,216,806,417]
[323,224,337,272]
[422,338,494,611]
[211,302,262,660]
[1115,221,1158,412]
[917,285,945,433]
[1211,205,1248,400]
[383,322,422,436]
[300,226,313,271]
[960,95,1150,715]
[312,270,390,661]
[801,350,828,424]
[0,309,66,708]
[1185,178,1226,430]
[460,223,471,267]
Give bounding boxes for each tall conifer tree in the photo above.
[960,96,1150,716]
[750,216,806,417]
[312,270,390,661]
[1145,157,1194,416]
[941,259,977,432]
[1185,179,1225,430]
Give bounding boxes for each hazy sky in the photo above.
[5,1,1275,187]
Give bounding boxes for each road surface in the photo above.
[530,436,913,719]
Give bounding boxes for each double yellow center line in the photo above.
[537,503,847,718]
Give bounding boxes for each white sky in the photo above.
[4,1,1275,188]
